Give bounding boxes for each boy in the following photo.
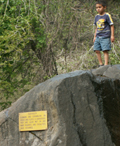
[93,1,114,67]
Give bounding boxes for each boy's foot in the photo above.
[98,64,104,67]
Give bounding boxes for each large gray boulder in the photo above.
[0,65,120,146]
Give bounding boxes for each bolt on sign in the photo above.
[19,111,47,131]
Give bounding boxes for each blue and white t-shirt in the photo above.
[94,13,113,38]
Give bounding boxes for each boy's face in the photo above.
[96,4,106,15]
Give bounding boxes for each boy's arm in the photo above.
[111,25,114,42]
[93,27,97,43]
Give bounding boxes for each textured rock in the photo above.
[91,65,111,76]
[0,65,120,146]
[92,64,120,79]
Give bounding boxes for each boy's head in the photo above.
[96,1,107,15]
[96,1,107,7]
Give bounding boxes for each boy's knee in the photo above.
[95,50,100,53]
[103,50,108,53]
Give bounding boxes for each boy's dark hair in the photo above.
[96,1,107,7]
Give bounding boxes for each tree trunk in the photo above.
[30,40,58,77]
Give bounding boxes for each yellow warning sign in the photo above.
[19,111,47,131]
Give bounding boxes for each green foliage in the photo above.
[0,101,12,110]
[109,44,120,65]
[0,0,46,109]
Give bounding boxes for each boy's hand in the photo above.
[93,37,96,43]
[111,36,114,42]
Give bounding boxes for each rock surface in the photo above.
[92,64,120,79]
[0,65,120,146]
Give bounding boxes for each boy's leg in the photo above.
[95,50,103,65]
[94,37,103,65]
[100,38,111,65]
[103,50,109,65]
